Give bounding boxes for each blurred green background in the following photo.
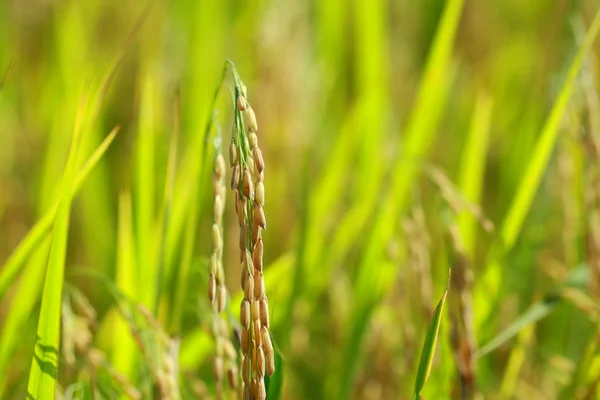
[2,0,600,399]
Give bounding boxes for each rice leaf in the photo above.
[414,277,450,400]
[135,71,158,309]
[0,238,51,398]
[265,336,284,400]
[476,296,559,359]
[457,91,494,257]
[477,264,589,358]
[501,8,600,250]
[112,191,138,378]
[0,126,119,302]
[26,90,87,399]
[338,0,464,396]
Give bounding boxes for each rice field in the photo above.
[1,0,600,399]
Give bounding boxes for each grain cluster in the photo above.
[231,89,274,400]
[208,149,239,397]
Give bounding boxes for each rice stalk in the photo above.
[229,63,274,400]
[208,125,238,398]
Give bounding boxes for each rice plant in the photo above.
[3,1,600,399]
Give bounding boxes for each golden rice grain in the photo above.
[231,164,241,190]
[244,276,255,302]
[210,254,217,275]
[259,297,270,328]
[245,106,258,132]
[251,299,260,321]
[208,274,216,304]
[227,366,238,389]
[256,378,266,400]
[248,132,258,150]
[216,284,227,312]
[256,346,265,377]
[260,326,273,353]
[251,377,259,399]
[254,270,264,298]
[253,319,262,347]
[241,327,249,354]
[253,147,264,174]
[215,154,226,178]
[223,340,236,360]
[252,224,261,244]
[253,238,264,271]
[214,195,223,223]
[237,95,247,111]
[242,167,253,198]
[229,143,237,167]
[266,350,275,377]
[248,157,255,176]
[213,356,223,382]
[240,299,250,329]
[242,355,250,385]
[212,223,222,251]
[241,266,248,289]
[254,202,267,229]
[255,182,265,206]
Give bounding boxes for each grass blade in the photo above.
[477,6,600,330]
[112,191,138,378]
[414,275,450,400]
[477,264,589,358]
[338,0,464,396]
[0,238,51,398]
[458,91,493,257]
[135,71,158,309]
[0,127,119,302]
[265,337,284,400]
[27,91,87,399]
[476,296,559,359]
[501,7,600,250]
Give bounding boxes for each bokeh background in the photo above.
[1,0,600,399]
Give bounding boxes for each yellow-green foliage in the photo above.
[1,1,600,399]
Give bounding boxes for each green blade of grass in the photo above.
[478,7,600,327]
[475,295,560,359]
[0,238,51,398]
[155,91,180,318]
[135,71,158,309]
[476,264,589,358]
[27,90,87,399]
[458,91,493,257]
[337,1,464,396]
[414,276,450,400]
[0,127,119,302]
[112,191,138,379]
[169,63,228,332]
[265,337,284,400]
[501,7,600,251]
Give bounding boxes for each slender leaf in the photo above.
[413,276,450,400]
[265,337,284,400]
[27,91,87,399]
[477,264,589,358]
[501,8,600,250]
[458,91,494,257]
[112,191,138,378]
[476,296,559,359]
[0,127,119,302]
[338,0,464,396]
